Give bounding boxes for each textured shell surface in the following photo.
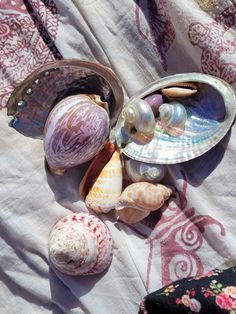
[79,142,116,199]
[120,73,236,164]
[125,159,166,183]
[162,82,198,99]
[85,151,123,213]
[7,60,124,139]
[49,213,113,276]
[44,95,110,170]
[115,206,150,224]
[115,182,172,224]
[116,182,172,211]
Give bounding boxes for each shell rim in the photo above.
[121,73,236,164]
[6,59,124,135]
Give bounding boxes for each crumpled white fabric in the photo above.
[0,0,236,313]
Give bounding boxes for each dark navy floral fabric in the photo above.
[139,267,236,313]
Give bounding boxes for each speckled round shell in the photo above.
[44,95,110,170]
[115,182,172,224]
[49,213,113,276]
[7,60,124,139]
[118,73,236,164]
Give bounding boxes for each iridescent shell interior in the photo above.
[7,60,124,139]
[116,73,236,164]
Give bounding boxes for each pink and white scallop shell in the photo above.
[44,95,110,170]
[49,213,113,275]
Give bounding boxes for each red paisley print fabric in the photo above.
[0,0,60,108]
[188,5,236,84]
[135,0,176,71]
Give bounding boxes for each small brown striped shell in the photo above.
[162,82,198,99]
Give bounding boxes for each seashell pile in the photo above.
[49,213,113,276]
[6,61,236,274]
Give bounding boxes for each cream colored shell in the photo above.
[115,182,172,224]
[85,151,123,213]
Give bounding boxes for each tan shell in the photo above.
[162,82,198,99]
[79,142,116,199]
[85,151,123,213]
[115,182,172,224]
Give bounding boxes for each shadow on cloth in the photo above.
[49,268,87,314]
[180,131,231,187]
[49,265,111,314]
[45,160,91,212]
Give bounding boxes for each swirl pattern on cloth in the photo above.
[135,0,176,72]
[0,0,59,108]
[122,171,226,290]
[188,5,236,84]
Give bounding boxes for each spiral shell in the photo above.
[159,101,187,136]
[85,151,123,213]
[44,95,110,172]
[49,213,113,276]
[125,159,166,183]
[115,182,172,224]
[122,99,156,136]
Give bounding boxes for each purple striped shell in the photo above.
[44,95,110,170]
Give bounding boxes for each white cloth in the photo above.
[0,0,236,313]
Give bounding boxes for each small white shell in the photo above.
[49,213,113,275]
[125,159,166,183]
[115,182,172,224]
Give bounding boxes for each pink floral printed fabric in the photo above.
[139,266,236,313]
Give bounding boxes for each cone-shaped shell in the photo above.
[79,142,116,199]
[49,213,113,276]
[115,182,172,224]
[85,151,123,213]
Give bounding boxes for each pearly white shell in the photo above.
[122,99,156,136]
[159,101,187,136]
[49,213,113,275]
[125,159,166,183]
